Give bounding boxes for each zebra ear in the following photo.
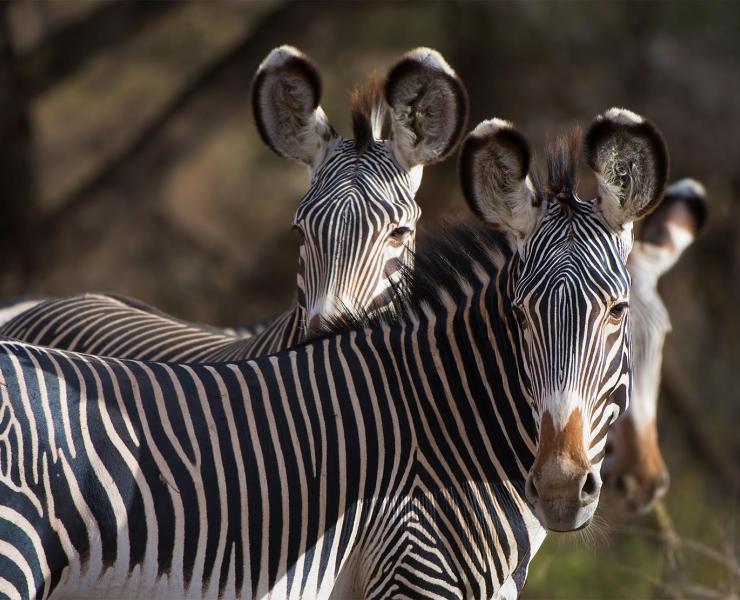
[459,119,542,239]
[252,46,335,171]
[584,108,669,230]
[633,178,707,276]
[385,47,469,169]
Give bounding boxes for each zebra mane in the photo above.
[544,126,582,209]
[311,220,513,339]
[351,75,388,154]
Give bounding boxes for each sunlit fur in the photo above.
[0,206,643,598]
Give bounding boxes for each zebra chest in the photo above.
[337,490,515,599]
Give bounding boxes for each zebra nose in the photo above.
[617,470,670,513]
[579,471,601,505]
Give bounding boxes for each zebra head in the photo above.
[252,46,468,338]
[460,108,669,531]
[602,178,707,514]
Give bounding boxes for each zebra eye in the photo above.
[389,226,411,244]
[609,302,629,321]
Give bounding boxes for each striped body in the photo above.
[0,203,636,598]
[0,225,545,599]
[0,294,302,363]
[0,110,666,598]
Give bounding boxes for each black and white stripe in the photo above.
[0,110,666,598]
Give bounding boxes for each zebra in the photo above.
[0,108,668,599]
[602,178,707,514]
[0,297,47,329]
[0,45,468,362]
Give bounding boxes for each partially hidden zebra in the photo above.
[0,108,668,599]
[0,44,468,361]
[602,178,707,514]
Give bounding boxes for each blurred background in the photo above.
[1,1,738,597]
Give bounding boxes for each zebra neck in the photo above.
[356,252,544,591]
[205,305,306,361]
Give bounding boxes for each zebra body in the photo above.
[0,226,542,598]
[0,293,303,362]
[0,297,47,329]
[0,108,669,599]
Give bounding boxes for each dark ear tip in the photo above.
[664,178,709,233]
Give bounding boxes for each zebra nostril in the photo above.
[525,475,540,504]
[579,471,600,503]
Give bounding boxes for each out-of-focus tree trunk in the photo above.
[10,1,177,103]
[0,1,35,272]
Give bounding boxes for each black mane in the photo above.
[350,75,387,154]
[312,220,513,340]
[544,126,582,208]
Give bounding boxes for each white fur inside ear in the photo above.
[589,107,664,231]
[595,173,629,230]
[303,106,333,172]
[603,107,644,125]
[505,176,541,239]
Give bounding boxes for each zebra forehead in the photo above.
[296,141,418,219]
[314,139,409,186]
[517,250,630,303]
[516,203,632,298]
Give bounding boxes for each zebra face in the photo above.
[460,108,668,532]
[294,139,422,335]
[253,46,468,339]
[603,178,707,515]
[513,197,633,531]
